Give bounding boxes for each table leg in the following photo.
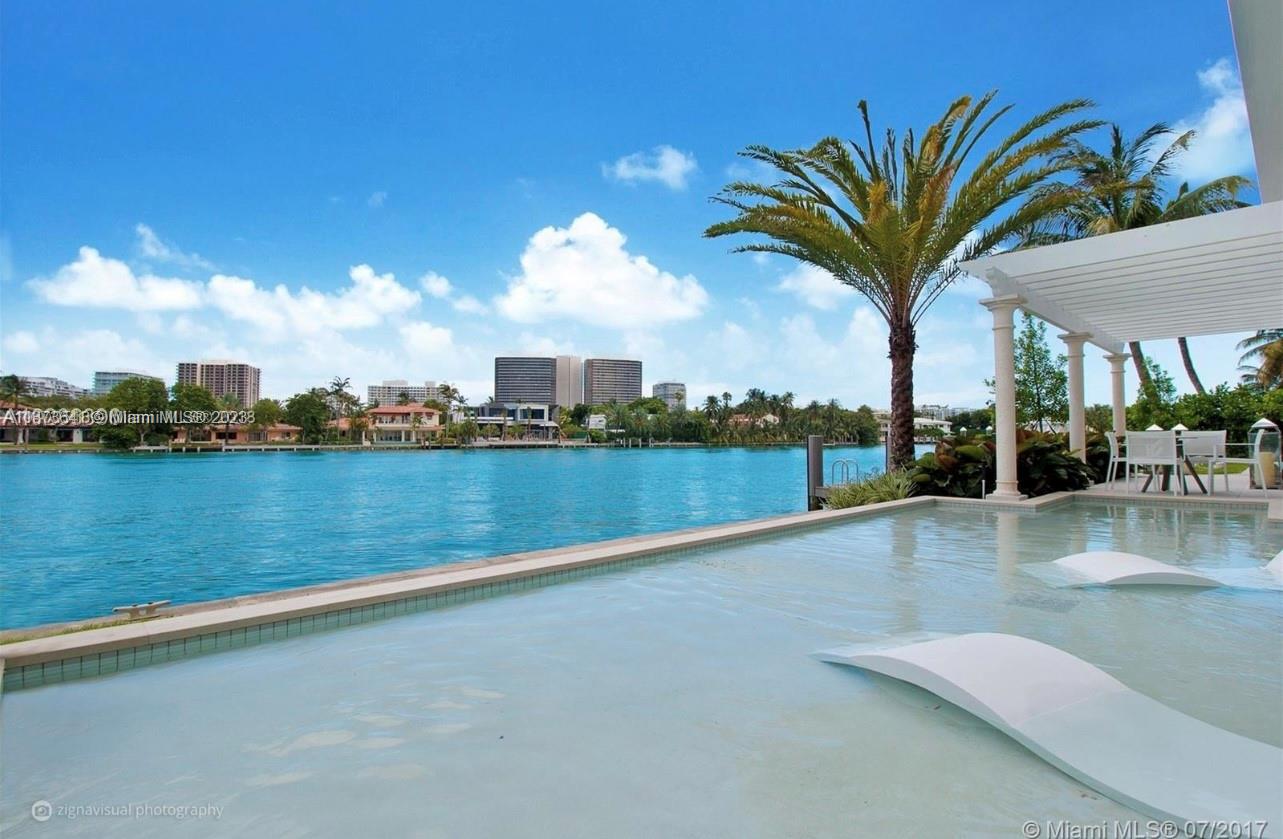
[1182,457,1207,494]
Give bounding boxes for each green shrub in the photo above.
[825,469,915,508]
[909,434,994,498]
[909,429,1095,498]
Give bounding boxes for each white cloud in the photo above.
[419,271,489,315]
[368,191,388,208]
[29,247,204,311]
[494,212,708,328]
[710,321,760,371]
[603,145,697,190]
[1172,57,1255,184]
[207,264,421,338]
[134,223,215,271]
[776,264,855,310]
[419,271,452,298]
[3,330,38,354]
[399,321,455,356]
[452,295,488,315]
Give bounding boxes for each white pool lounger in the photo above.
[814,633,1283,831]
[1026,550,1283,590]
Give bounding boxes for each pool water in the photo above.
[0,446,922,629]
[2,501,1279,836]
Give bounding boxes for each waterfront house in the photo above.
[366,404,442,444]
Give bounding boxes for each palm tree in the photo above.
[1,374,28,407]
[1237,329,1283,390]
[706,94,1097,467]
[1021,124,1249,396]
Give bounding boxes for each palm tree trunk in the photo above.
[888,324,917,469]
[1128,340,1156,401]
[1177,337,1205,395]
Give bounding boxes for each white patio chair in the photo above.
[1180,430,1226,495]
[1217,429,1274,495]
[1104,431,1123,485]
[1123,430,1182,495]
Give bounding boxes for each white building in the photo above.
[653,382,686,410]
[14,376,89,399]
[367,380,441,406]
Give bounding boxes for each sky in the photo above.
[0,0,1262,409]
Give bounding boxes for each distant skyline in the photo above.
[0,1,1260,409]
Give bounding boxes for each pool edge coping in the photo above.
[3,489,1276,694]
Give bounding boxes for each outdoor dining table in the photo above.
[1134,431,1209,495]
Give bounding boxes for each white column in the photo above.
[1104,352,1130,437]
[1060,332,1090,463]
[982,295,1026,499]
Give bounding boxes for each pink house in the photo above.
[365,405,442,444]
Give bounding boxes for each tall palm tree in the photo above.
[1021,124,1249,396]
[1237,329,1283,390]
[706,94,1097,467]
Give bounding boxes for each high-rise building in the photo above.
[93,370,164,396]
[367,380,442,406]
[652,382,686,410]
[10,376,89,400]
[554,355,584,407]
[584,359,642,405]
[176,360,261,406]
[494,357,557,404]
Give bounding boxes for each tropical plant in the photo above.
[1020,123,1250,396]
[1237,329,1283,390]
[284,390,331,443]
[705,93,1098,467]
[910,429,1093,498]
[1,373,28,406]
[825,469,915,508]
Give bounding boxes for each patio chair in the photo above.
[1104,431,1123,484]
[1179,430,1226,495]
[1123,430,1182,495]
[1216,428,1275,495]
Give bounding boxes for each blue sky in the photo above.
[0,0,1260,407]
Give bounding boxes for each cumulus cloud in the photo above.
[135,223,215,271]
[3,330,39,354]
[494,212,708,328]
[207,264,421,338]
[367,191,388,208]
[603,145,697,190]
[28,247,204,311]
[419,272,452,299]
[776,264,855,310]
[399,321,455,356]
[419,271,489,315]
[1172,58,1255,184]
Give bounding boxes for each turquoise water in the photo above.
[2,502,1278,836]
[0,446,917,628]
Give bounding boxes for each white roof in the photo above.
[961,201,1283,353]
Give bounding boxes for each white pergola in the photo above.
[959,0,1282,499]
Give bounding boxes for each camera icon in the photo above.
[31,800,53,822]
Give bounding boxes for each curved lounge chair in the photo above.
[814,632,1282,830]
[1035,550,1283,590]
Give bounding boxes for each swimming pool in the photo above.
[0,446,927,629]
[3,500,1279,836]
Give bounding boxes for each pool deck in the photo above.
[1,487,1277,693]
